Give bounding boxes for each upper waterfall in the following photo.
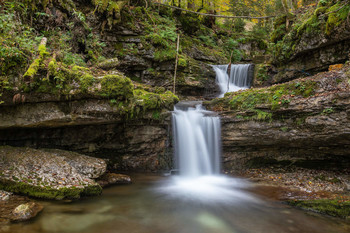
[213,64,252,97]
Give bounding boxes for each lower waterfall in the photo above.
[172,102,221,177]
[157,101,256,203]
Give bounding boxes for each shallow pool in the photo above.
[4,174,349,233]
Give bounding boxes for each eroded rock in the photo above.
[0,146,103,199]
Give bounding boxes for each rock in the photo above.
[0,190,12,201]
[0,192,42,223]
[43,149,107,179]
[190,47,216,62]
[11,202,43,221]
[97,58,119,70]
[0,146,103,199]
[207,65,350,172]
[97,173,131,187]
[272,7,350,83]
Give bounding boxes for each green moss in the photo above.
[81,184,103,196]
[23,43,49,82]
[152,110,161,120]
[178,12,201,35]
[93,0,127,26]
[255,64,270,82]
[99,75,134,99]
[38,44,49,57]
[0,178,101,200]
[271,24,287,43]
[213,80,316,114]
[253,109,272,121]
[288,199,350,218]
[48,58,57,75]
[97,58,119,70]
[154,48,176,62]
[23,58,41,82]
[145,33,169,48]
[178,55,188,68]
[133,89,178,112]
[326,3,350,35]
[79,74,96,93]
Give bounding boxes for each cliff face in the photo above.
[255,0,350,86]
[0,93,174,172]
[207,64,350,171]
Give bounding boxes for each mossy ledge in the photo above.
[287,199,350,219]
[206,78,317,121]
[0,178,102,200]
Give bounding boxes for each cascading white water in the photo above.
[213,64,251,97]
[157,102,256,204]
[172,103,221,177]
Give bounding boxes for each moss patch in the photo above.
[0,178,101,200]
[99,74,134,99]
[222,80,315,111]
[288,199,350,218]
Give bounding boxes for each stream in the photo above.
[4,174,350,233]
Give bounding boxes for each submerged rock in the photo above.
[0,146,104,200]
[12,202,43,221]
[97,173,131,187]
[0,191,42,223]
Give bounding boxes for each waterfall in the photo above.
[213,64,251,97]
[172,102,221,177]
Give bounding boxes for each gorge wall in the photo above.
[207,64,350,171]
[0,96,173,172]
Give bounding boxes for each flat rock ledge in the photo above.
[0,146,107,200]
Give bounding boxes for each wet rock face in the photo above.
[0,95,173,172]
[0,146,103,199]
[101,29,221,99]
[272,18,350,83]
[0,122,172,172]
[215,68,350,171]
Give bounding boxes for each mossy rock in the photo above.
[288,199,350,219]
[178,12,201,35]
[0,178,102,200]
[99,75,134,99]
[0,146,103,200]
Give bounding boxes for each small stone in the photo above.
[97,173,132,187]
[12,202,43,221]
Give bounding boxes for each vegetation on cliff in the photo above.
[207,62,350,121]
[271,0,350,66]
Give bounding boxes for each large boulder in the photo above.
[0,146,105,199]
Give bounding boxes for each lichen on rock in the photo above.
[0,146,105,200]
